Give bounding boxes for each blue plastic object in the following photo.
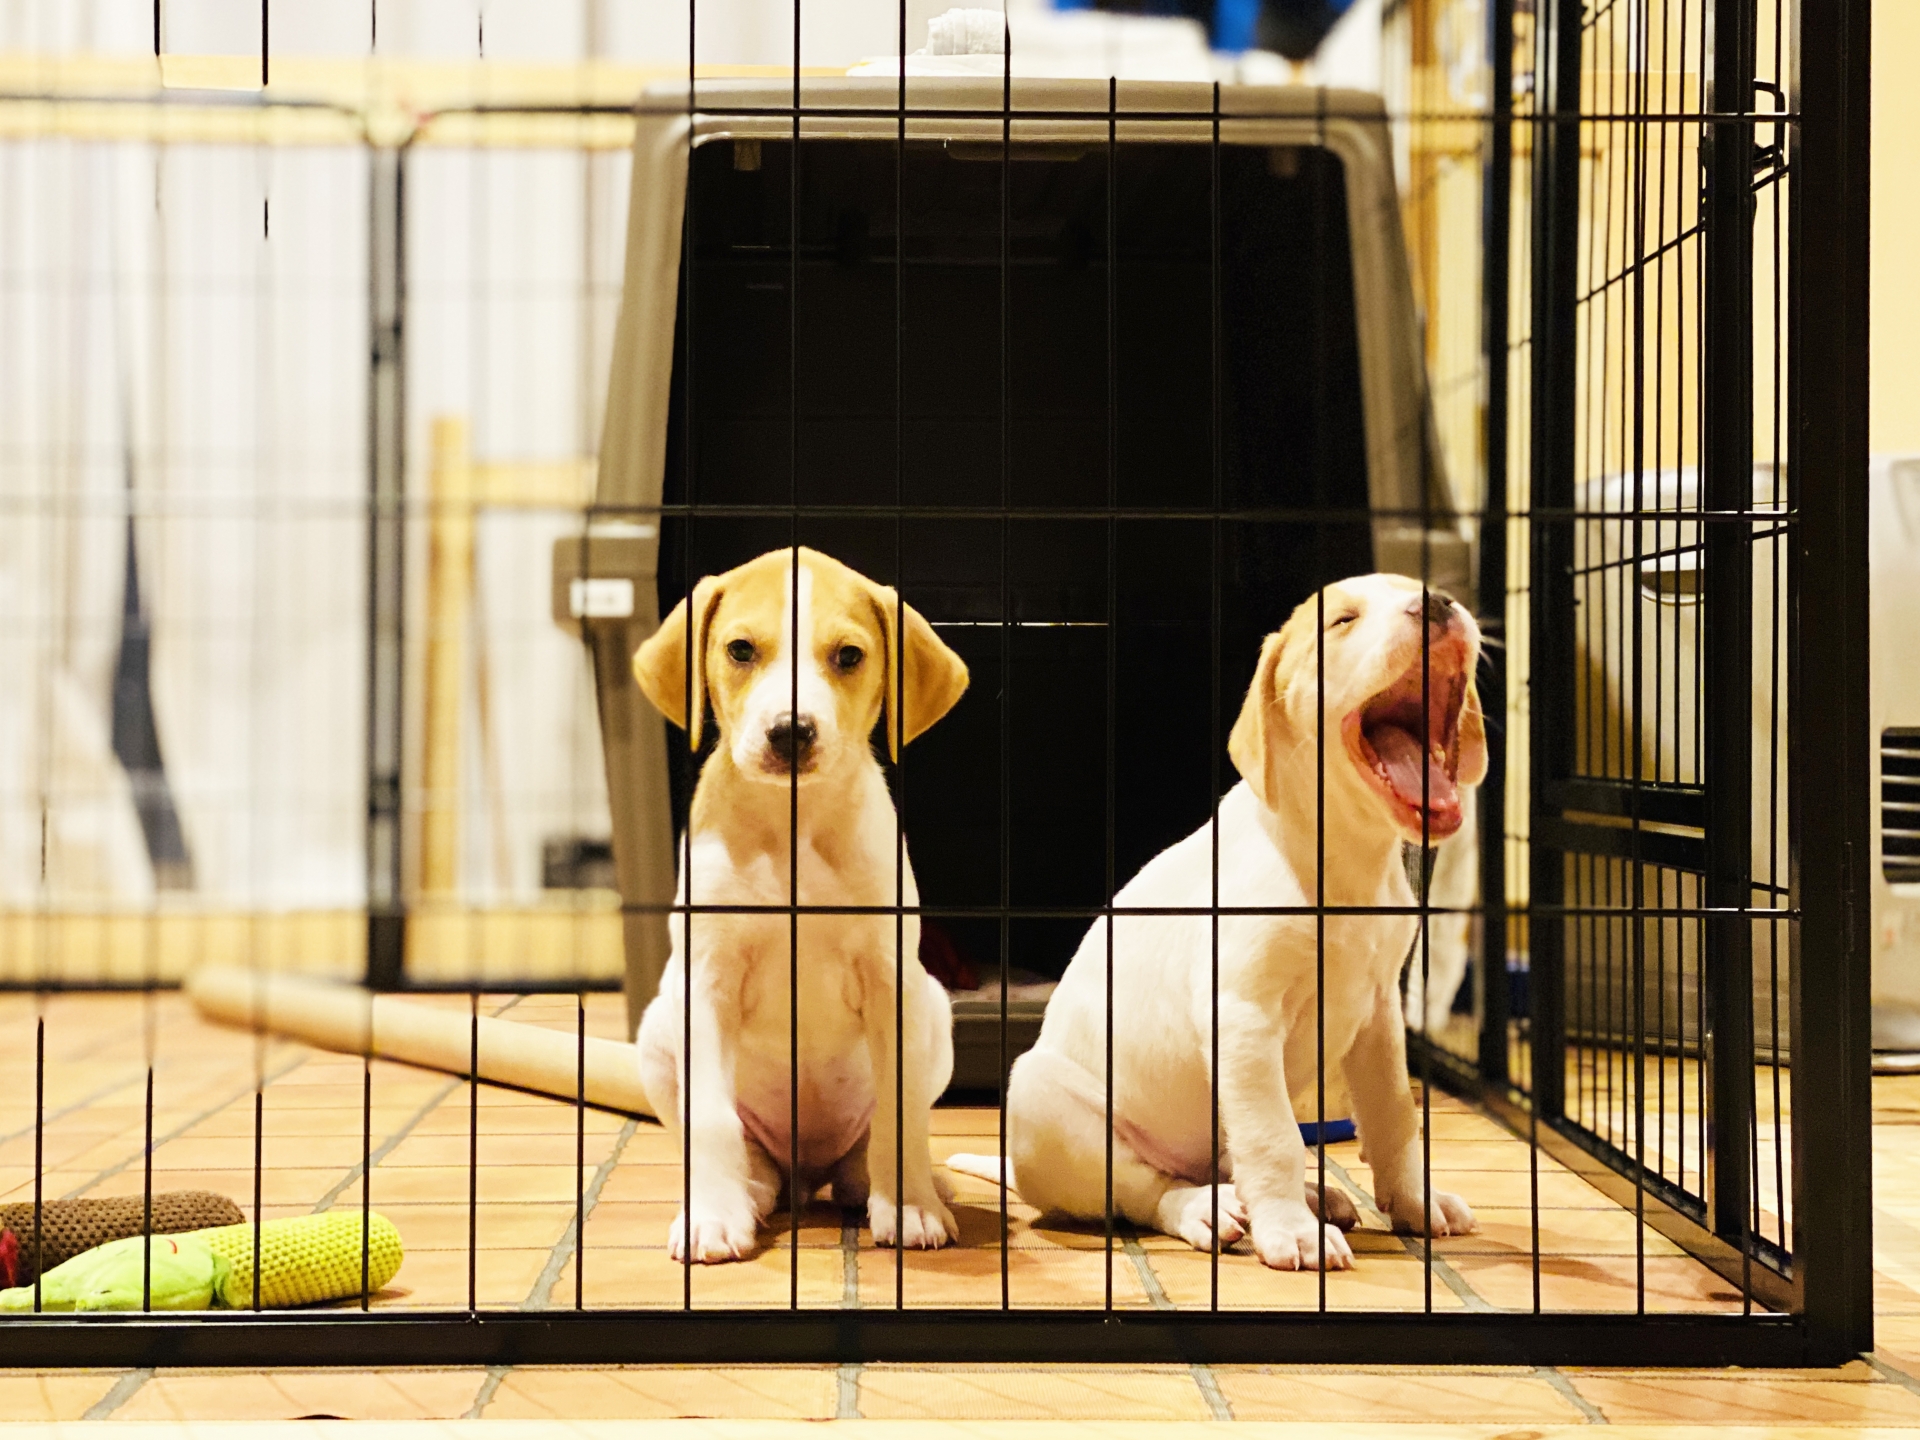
[1298,1118,1356,1145]
[1212,0,1262,51]
[1046,0,1361,54]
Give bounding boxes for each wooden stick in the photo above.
[419,415,475,899]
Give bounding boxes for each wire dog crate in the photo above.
[0,0,1871,1370]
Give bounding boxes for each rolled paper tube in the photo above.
[184,966,654,1118]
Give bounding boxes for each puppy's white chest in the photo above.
[703,835,880,988]
[681,829,896,1179]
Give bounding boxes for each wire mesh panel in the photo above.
[0,0,1873,1369]
[1500,0,1810,1315]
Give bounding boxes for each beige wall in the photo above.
[1874,1,1920,453]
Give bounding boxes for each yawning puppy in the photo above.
[973,574,1484,1269]
[631,547,970,1262]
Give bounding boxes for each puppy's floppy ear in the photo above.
[1456,670,1489,788]
[1227,624,1299,809]
[866,583,969,761]
[633,575,724,748]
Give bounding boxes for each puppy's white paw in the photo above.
[669,1201,760,1263]
[1249,1201,1354,1271]
[1159,1184,1249,1252]
[1379,1186,1476,1238]
[869,1193,957,1249]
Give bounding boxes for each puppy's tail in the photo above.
[944,1152,1017,1196]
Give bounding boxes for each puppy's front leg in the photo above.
[1344,983,1475,1237]
[1216,993,1354,1271]
[670,962,774,1262]
[861,953,956,1250]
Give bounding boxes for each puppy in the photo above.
[632,547,970,1262]
[978,575,1485,1269]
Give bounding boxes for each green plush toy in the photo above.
[0,1212,403,1313]
[0,1233,227,1313]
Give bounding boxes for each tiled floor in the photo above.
[0,990,1910,1431]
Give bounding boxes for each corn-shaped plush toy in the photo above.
[0,1212,402,1313]
[194,1212,404,1309]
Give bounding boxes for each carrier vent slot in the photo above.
[1885,728,1920,883]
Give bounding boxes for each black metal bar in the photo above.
[1103,72,1117,1316]
[1527,820,1706,884]
[997,21,1013,1314]
[468,992,480,1313]
[248,943,267,1311]
[480,99,1799,124]
[1207,78,1222,1308]
[681,0,696,1317]
[1625,0,1651,1317]
[1526,0,1584,1129]
[468,499,1789,524]
[1312,86,1329,1313]
[1546,778,1705,828]
[1702,0,1758,1249]
[33,1015,43,1313]
[250,1081,262,1311]
[325,978,625,995]
[1416,66,1436,1306]
[893,0,909,1315]
[787,0,802,1312]
[359,1045,372,1310]
[1790,0,1874,1362]
[1476,0,1514,1088]
[0,1311,1847,1369]
[611,899,1794,920]
[364,143,407,991]
[143,1058,154,1312]
[1763,0,1792,1260]
[576,995,586,1310]
[0,92,1792,126]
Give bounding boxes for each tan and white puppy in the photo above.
[961,574,1484,1269]
[632,546,970,1262]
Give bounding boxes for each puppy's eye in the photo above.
[834,644,865,672]
[725,639,756,664]
[1330,612,1360,629]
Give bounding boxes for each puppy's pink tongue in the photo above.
[1369,724,1457,811]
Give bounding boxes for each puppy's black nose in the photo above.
[1411,590,1457,628]
[767,712,817,763]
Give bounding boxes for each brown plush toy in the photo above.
[0,1193,246,1288]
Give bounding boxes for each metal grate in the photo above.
[1886,729,1920,885]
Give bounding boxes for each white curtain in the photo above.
[0,137,372,909]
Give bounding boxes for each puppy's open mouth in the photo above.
[1347,643,1469,840]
